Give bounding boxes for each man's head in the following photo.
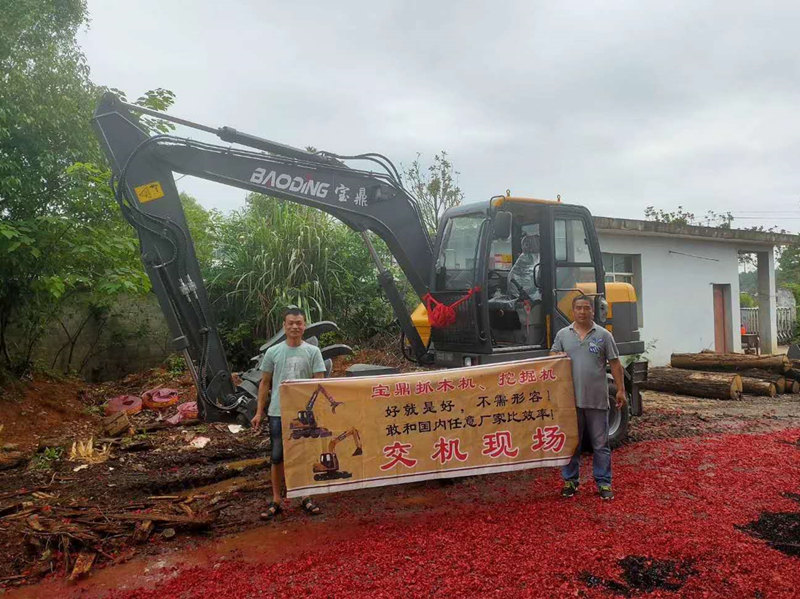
[571,294,594,326]
[521,233,540,254]
[283,307,306,344]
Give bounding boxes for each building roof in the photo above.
[594,216,800,247]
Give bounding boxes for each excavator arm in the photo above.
[91,94,435,423]
[310,385,343,414]
[328,428,363,456]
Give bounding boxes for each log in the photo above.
[641,368,742,400]
[671,353,789,373]
[0,452,26,471]
[789,380,800,394]
[738,369,786,394]
[68,551,96,582]
[783,368,800,382]
[132,520,154,544]
[102,412,132,438]
[136,418,201,433]
[740,377,776,397]
[108,511,216,527]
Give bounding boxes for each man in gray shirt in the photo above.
[551,294,626,500]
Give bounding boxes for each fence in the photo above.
[740,306,797,345]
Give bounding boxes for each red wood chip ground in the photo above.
[94,427,800,599]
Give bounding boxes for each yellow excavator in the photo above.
[312,428,363,481]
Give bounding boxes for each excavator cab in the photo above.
[422,196,643,368]
[319,452,339,472]
[296,410,315,427]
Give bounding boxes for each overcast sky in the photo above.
[78,1,800,231]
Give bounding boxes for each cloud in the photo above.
[79,0,800,230]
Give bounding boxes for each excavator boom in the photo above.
[91,94,436,421]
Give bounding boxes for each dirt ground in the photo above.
[1,358,799,597]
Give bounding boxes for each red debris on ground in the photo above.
[104,395,143,416]
[104,428,800,599]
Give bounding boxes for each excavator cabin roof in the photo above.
[491,195,562,208]
[442,194,576,221]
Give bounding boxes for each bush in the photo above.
[739,292,757,308]
[206,194,400,369]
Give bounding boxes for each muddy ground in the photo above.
[1,357,799,596]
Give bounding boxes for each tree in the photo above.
[403,151,464,235]
[643,206,733,228]
[0,1,172,375]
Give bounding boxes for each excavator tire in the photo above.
[607,382,630,449]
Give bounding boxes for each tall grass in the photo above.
[207,194,401,367]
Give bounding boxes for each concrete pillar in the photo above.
[757,250,778,354]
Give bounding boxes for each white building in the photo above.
[594,217,798,366]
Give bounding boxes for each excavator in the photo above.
[312,428,363,481]
[91,93,647,445]
[288,384,343,439]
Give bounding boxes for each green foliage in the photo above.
[403,151,464,235]
[206,194,397,367]
[31,446,63,470]
[0,1,173,374]
[165,353,186,377]
[777,244,800,287]
[739,292,757,308]
[644,206,733,228]
[180,193,219,270]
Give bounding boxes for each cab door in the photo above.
[429,212,491,352]
[547,207,606,342]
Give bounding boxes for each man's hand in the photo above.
[550,351,567,357]
[615,389,627,409]
[251,411,264,430]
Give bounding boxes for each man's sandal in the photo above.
[260,501,283,520]
[301,497,321,516]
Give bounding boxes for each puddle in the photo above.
[4,516,360,598]
[580,555,696,595]
[619,555,696,592]
[740,511,800,557]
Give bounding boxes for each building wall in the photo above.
[598,233,743,366]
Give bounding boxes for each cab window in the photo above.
[435,214,484,290]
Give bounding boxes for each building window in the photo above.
[602,253,634,284]
[602,253,643,326]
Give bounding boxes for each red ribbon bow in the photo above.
[422,287,480,328]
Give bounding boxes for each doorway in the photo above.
[713,284,731,353]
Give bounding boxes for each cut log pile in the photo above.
[645,352,800,400]
[671,353,789,373]
[642,368,743,400]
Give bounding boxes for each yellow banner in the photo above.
[280,356,578,498]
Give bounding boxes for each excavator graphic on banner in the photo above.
[313,428,363,481]
[289,384,343,439]
[91,93,647,446]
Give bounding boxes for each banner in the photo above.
[280,356,578,498]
